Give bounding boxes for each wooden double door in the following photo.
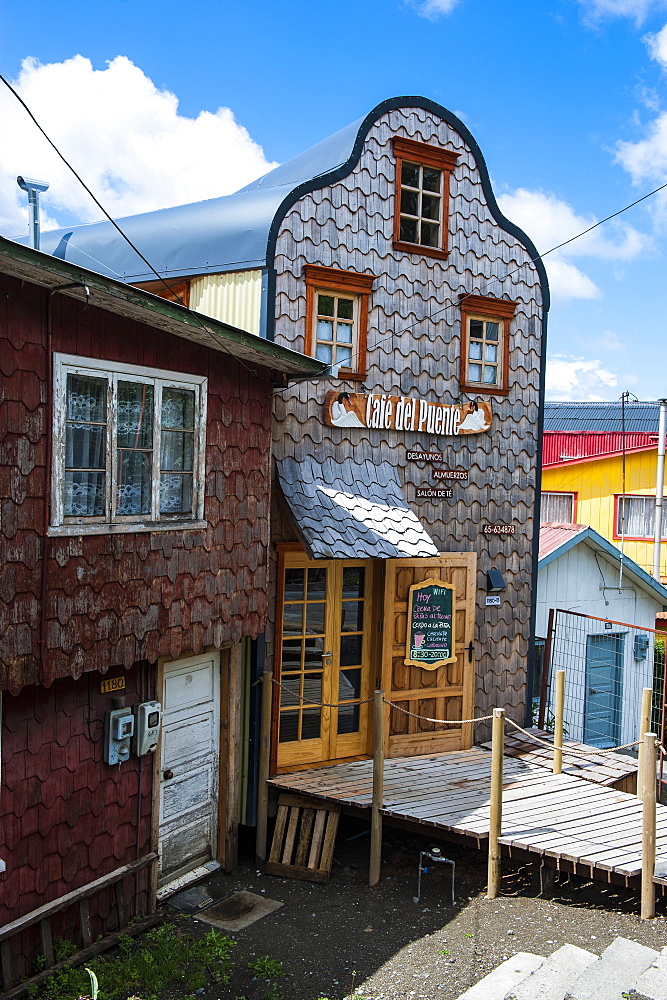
[275,550,476,771]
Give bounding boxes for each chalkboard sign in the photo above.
[404,577,456,670]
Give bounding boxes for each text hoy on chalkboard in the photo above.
[405,577,457,670]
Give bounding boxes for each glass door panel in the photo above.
[277,555,374,769]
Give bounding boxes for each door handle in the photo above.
[162,769,174,780]
[588,688,597,695]
[321,651,332,660]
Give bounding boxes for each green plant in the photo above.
[248,956,285,980]
[28,923,235,1000]
[439,948,450,955]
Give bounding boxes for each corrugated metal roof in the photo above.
[277,456,439,560]
[539,522,587,559]
[544,402,661,433]
[543,431,657,465]
[22,118,365,284]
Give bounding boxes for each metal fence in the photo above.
[537,608,667,791]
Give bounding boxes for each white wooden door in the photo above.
[158,652,220,885]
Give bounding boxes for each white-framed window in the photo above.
[51,354,207,533]
[541,492,575,523]
[615,495,667,539]
[313,290,358,370]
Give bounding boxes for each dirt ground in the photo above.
[174,817,667,1000]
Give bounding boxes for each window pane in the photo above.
[485,322,499,342]
[339,668,362,700]
[340,634,362,667]
[117,450,152,515]
[401,189,419,216]
[303,640,324,669]
[162,388,195,430]
[337,322,353,344]
[422,167,442,192]
[279,713,299,743]
[337,703,360,735]
[66,423,106,470]
[337,298,354,320]
[317,319,334,341]
[341,601,364,632]
[307,568,326,598]
[541,493,574,522]
[421,193,441,220]
[117,382,153,449]
[161,431,193,472]
[469,363,482,382]
[342,567,365,598]
[281,638,302,668]
[318,295,335,317]
[67,375,106,422]
[284,569,305,600]
[64,471,105,516]
[283,603,304,634]
[160,472,192,514]
[301,708,321,740]
[469,320,484,339]
[421,221,440,247]
[303,674,322,705]
[468,342,482,361]
[336,346,353,367]
[316,344,333,364]
[401,161,420,187]
[483,366,498,384]
[399,217,419,243]
[279,676,301,706]
[485,344,498,363]
[305,602,326,634]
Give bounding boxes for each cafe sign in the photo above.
[405,577,456,670]
[324,391,492,436]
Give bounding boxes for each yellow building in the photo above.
[541,402,666,582]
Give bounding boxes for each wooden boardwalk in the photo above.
[269,745,667,887]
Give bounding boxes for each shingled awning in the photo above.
[277,456,439,560]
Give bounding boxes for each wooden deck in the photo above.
[269,744,667,887]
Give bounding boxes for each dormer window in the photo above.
[392,137,459,261]
[459,294,517,396]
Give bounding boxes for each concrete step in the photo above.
[564,937,659,1000]
[505,943,598,1000]
[456,953,545,1000]
[630,945,667,1000]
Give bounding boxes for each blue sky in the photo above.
[2,0,667,400]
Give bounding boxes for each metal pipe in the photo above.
[17,176,49,250]
[653,399,667,581]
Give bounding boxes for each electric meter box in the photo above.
[634,634,650,660]
[133,701,162,756]
[104,707,134,765]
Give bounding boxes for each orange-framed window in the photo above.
[459,294,517,396]
[541,491,577,523]
[614,494,667,540]
[392,136,459,261]
[303,265,374,380]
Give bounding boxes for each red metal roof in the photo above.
[543,431,657,467]
[539,521,587,559]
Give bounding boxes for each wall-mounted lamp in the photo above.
[486,569,506,593]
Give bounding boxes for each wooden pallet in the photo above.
[265,793,340,883]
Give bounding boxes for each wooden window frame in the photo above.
[540,490,578,523]
[459,294,517,396]
[51,353,207,536]
[392,136,459,261]
[303,265,374,381]
[613,493,667,541]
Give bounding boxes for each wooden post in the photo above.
[641,730,657,920]
[369,689,385,887]
[553,669,565,775]
[255,670,273,863]
[487,707,505,900]
[637,687,653,800]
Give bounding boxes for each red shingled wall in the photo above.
[1,664,153,979]
[0,273,273,694]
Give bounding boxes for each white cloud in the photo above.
[578,0,667,24]
[0,55,278,238]
[647,21,667,65]
[406,0,462,19]
[497,188,645,301]
[545,355,621,401]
